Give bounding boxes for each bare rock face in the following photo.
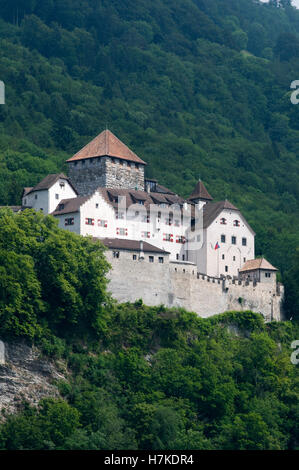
[0,339,65,418]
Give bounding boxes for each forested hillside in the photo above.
[0,209,298,450]
[0,0,298,316]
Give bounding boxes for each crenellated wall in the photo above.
[106,250,284,321]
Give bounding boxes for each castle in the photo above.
[18,130,283,321]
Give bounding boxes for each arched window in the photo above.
[233,220,240,227]
[220,218,227,225]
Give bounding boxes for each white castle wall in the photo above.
[106,251,284,321]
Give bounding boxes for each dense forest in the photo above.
[0,0,298,317]
[0,209,298,450]
[0,0,298,450]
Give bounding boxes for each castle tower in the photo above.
[188,179,213,209]
[66,130,147,195]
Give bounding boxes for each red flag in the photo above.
[215,242,220,250]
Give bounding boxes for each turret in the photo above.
[187,179,213,209]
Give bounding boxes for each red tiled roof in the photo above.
[66,129,147,165]
[98,237,169,254]
[188,180,213,201]
[239,258,277,272]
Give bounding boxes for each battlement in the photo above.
[106,249,284,322]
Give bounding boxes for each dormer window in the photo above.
[138,200,144,205]
[220,218,227,225]
[59,181,65,188]
[233,220,240,227]
[58,203,64,210]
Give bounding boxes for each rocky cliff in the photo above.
[0,339,65,418]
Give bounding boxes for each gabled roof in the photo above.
[98,187,186,212]
[66,129,147,165]
[202,200,240,228]
[155,183,176,195]
[188,180,213,201]
[99,237,169,254]
[239,258,277,273]
[22,187,33,198]
[52,195,90,215]
[25,174,78,196]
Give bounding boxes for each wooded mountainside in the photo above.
[0,1,298,449]
[0,0,298,316]
[0,209,298,450]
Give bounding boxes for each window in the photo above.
[138,200,144,205]
[176,235,185,244]
[225,266,228,272]
[141,231,150,238]
[116,211,124,219]
[222,254,225,260]
[243,257,246,262]
[96,203,99,208]
[55,194,59,200]
[158,257,164,264]
[35,194,38,200]
[221,234,226,243]
[85,218,94,226]
[182,255,185,261]
[265,272,271,278]
[163,233,173,242]
[65,218,74,226]
[176,254,179,260]
[220,218,227,225]
[113,251,120,258]
[165,217,173,225]
[149,256,154,263]
[58,203,64,210]
[142,215,150,223]
[242,237,247,246]
[82,160,85,165]
[233,220,240,227]
[231,236,236,245]
[116,227,128,236]
[174,219,180,227]
[98,219,108,228]
[24,198,27,205]
[233,256,236,261]
[133,254,137,260]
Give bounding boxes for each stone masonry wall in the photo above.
[68,158,106,195]
[68,157,145,195]
[106,251,284,321]
[105,158,144,191]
